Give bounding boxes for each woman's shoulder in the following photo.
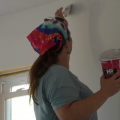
[41,64,80,91]
[50,64,68,70]
[41,64,67,81]
[49,64,78,81]
[50,64,71,76]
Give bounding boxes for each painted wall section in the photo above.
[0,0,120,119]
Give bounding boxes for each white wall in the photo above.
[0,0,120,119]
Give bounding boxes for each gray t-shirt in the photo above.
[34,64,98,120]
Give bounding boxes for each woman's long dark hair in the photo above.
[28,36,70,105]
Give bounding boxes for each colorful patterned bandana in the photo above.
[27,19,69,55]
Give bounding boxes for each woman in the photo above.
[27,7,120,120]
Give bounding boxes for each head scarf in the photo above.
[27,19,69,55]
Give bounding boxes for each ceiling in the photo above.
[0,0,57,17]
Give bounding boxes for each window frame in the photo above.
[0,70,30,120]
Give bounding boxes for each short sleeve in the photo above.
[45,66,81,110]
[48,86,80,110]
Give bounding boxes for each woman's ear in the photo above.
[65,40,69,48]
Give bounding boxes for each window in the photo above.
[1,76,36,120]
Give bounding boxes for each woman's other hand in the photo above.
[55,7,64,18]
[55,7,68,26]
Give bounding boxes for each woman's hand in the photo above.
[100,70,120,98]
[55,7,68,26]
[55,7,64,18]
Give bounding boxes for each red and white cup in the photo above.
[99,49,120,79]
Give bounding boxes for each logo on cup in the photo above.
[104,69,117,74]
[104,69,118,79]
